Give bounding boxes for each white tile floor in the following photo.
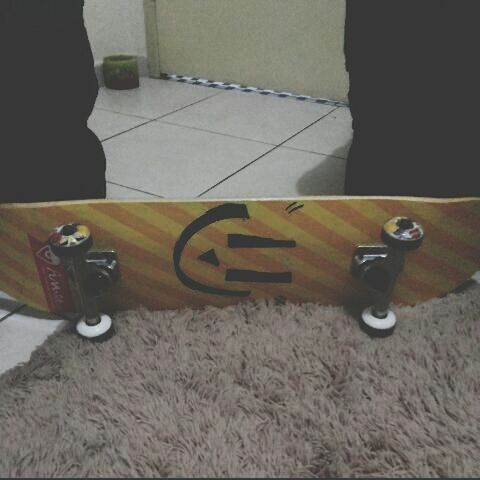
[96,78,350,199]
[1,77,478,375]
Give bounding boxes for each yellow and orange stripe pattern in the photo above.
[0,196,478,313]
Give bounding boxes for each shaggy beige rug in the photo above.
[1,285,479,478]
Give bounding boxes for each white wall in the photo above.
[84,0,147,62]
[148,0,348,101]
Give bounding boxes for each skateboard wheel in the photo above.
[360,306,396,338]
[381,217,424,251]
[76,314,113,341]
[49,224,93,258]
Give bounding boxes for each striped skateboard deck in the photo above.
[0,196,479,314]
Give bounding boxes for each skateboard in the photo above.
[0,196,479,338]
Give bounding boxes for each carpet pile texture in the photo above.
[1,285,479,477]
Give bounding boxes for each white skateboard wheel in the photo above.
[362,306,396,331]
[76,314,113,339]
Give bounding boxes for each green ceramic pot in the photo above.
[103,55,140,90]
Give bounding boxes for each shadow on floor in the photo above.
[296,144,350,196]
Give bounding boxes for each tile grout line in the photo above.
[0,304,27,324]
[107,181,164,198]
[157,98,351,148]
[99,92,224,143]
[197,107,340,197]
[93,107,151,120]
[101,119,155,143]
[153,91,224,121]
[156,120,277,147]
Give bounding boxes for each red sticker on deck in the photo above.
[28,235,74,314]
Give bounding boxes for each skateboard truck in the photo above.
[351,217,424,337]
[49,224,120,341]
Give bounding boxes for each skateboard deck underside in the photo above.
[0,197,479,314]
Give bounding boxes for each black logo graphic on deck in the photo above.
[198,249,220,266]
[286,202,304,215]
[173,203,297,297]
